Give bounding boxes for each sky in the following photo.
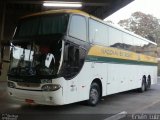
[104,0,160,24]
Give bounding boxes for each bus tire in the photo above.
[87,82,100,106]
[146,75,151,89]
[138,77,146,92]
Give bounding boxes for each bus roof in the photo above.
[21,9,90,19]
[21,9,102,22]
[21,9,157,45]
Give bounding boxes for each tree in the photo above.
[118,12,160,43]
[105,20,114,24]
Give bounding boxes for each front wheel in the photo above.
[87,82,100,106]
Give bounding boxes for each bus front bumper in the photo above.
[7,87,64,105]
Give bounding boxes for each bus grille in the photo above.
[17,82,40,87]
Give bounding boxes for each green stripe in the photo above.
[86,55,157,66]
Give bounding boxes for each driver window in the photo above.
[69,15,87,41]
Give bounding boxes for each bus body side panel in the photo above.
[66,61,107,102]
[87,45,157,96]
[107,64,157,95]
[69,59,157,103]
[63,45,158,104]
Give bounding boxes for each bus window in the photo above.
[122,33,135,52]
[89,19,108,46]
[15,14,69,38]
[108,27,123,49]
[8,39,62,78]
[69,15,87,41]
[61,42,86,79]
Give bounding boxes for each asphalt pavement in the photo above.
[1,78,160,120]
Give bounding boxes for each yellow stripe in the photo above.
[20,9,90,19]
[88,45,157,64]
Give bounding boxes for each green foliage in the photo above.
[118,11,160,43]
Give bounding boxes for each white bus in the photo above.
[7,10,157,106]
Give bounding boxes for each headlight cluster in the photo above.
[41,84,61,91]
[8,82,16,88]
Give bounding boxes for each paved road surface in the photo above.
[0,78,160,120]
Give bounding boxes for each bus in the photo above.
[7,9,157,106]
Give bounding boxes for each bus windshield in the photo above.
[8,39,62,78]
[8,13,69,78]
[14,14,69,38]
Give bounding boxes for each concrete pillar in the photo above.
[0,0,8,81]
[0,0,6,42]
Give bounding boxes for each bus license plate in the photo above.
[25,99,34,104]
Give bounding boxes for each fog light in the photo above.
[41,84,61,91]
[8,82,16,88]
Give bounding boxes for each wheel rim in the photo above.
[90,89,99,104]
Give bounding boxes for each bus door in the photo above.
[62,41,80,103]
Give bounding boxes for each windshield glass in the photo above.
[14,14,69,38]
[8,13,68,78]
[8,37,62,78]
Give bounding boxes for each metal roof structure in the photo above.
[0,0,134,43]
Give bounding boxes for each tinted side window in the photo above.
[89,19,108,46]
[108,27,123,49]
[69,15,87,41]
[122,33,135,52]
[134,38,157,57]
[60,42,86,79]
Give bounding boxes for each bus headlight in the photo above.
[41,84,61,91]
[8,82,16,88]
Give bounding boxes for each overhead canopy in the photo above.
[0,0,134,43]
